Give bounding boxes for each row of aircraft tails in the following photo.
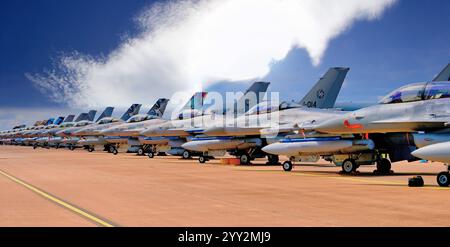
[2,63,450,186]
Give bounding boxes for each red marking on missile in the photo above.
[344,119,362,129]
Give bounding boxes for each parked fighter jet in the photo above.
[73,104,142,152]
[263,63,450,180]
[139,81,271,159]
[33,116,66,148]
[54,109,114,150]
[35,109,112,149]
[100,98,170,155]
[181,67,349,165]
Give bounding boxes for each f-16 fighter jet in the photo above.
[263,63,450,183]
[139,81,271,159]
[180,67,349,165]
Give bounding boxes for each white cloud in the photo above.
[28,0,396,108]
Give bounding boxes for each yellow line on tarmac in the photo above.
[0,169,115,227]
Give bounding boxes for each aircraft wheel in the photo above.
[148,152,154,158]
[283,161,293,172]
[112,148,118,155]
[437,172,450,187]
[109,146,116,153]
[199,155,207,164]
[33,144,38,150]
[342,159,357,174]
[267,155,279,165]
[376,158,391,174]
[88,147,94,152]
[182,150,191,159]
[137,148,145,156]
[240,154,251,165]
[69,145,75,151]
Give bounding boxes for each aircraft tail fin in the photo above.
[63,115,75,123]
[235,81,270,115]
[35,120,46,126]
[32,120,42,126]
[45,118,55,125]
[299,67,349,109]
[96,107,114,122]
[182,92,208,110]
[54,117,65,125]
[75,113,88,122]
[87,110,97,122]
[147,98,170,118]
[433,63,450,81]
[120,104,142,121]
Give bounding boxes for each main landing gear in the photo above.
[375,158,392,175]
[341,159,359,174]
[239,153,251,165]
[266,155,280,166]
[109,146,118,155]
[198,154,215,164]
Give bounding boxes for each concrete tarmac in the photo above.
[0,145,449,226]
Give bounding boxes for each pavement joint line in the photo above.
[237,168,450,190]
[0,169,116,227]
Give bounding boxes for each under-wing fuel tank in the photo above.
[412,141,450,163]
[262,137,375,156]
[182,137,262,152]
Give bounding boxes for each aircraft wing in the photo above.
[369,119,449,130]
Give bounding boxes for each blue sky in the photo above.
[0,0,148,107]
[0,0,450,128]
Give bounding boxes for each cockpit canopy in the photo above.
[97,118,119,125]
[379,81,450,104]
[126,114,155,123]
[60,123,74,128]
[246,101,279,115]
[245,100,305,115]
[74,121,90,127]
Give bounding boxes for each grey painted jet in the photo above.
[139,81,271,159]
[73,104,142,152]
[54,109,114,149]
[178,67,349,165]
[263,63,450,182]
[100,98,170,155]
